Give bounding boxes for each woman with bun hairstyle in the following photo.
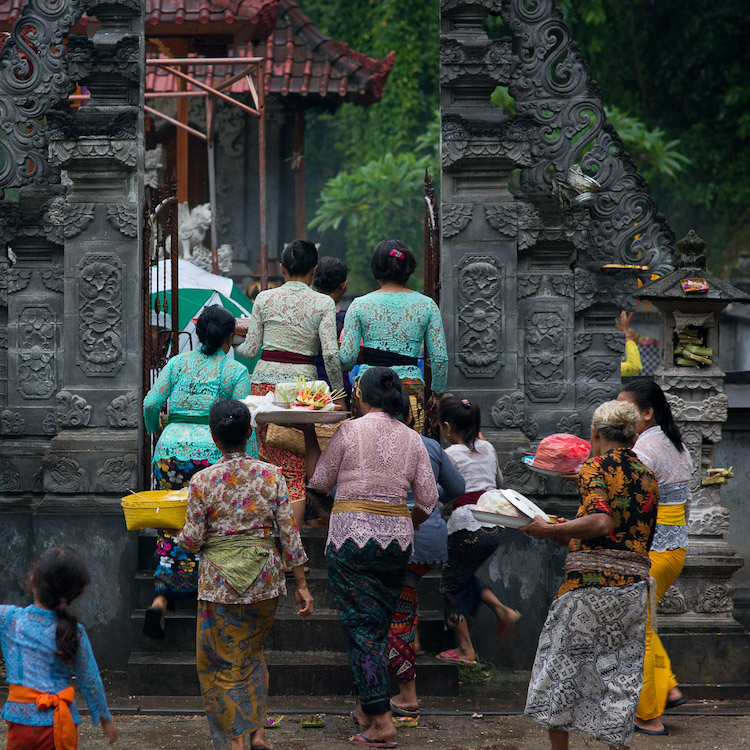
[236,239,343,531]
[1,547,118,748]
[176,400,313,750]
[340,239,447,434]
[521,400,658,750]
[302,367,438,748]
[143,304,252,639]
[618,380,692,735]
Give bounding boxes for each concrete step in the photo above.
[127,650,459,697]
[134,569,448,613]
[131,608,453,654]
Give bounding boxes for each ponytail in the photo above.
[54,601,82,665]
[439,394,481,451]
[620,379,685,453]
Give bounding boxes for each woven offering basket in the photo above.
[120,489,188,531]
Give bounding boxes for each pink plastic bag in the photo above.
[533,433,591,474]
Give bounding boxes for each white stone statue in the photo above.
[178,202,232,275]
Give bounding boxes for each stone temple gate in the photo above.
[0,0,747,683]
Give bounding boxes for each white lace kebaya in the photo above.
[308,412,438,553]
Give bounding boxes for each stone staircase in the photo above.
[127,527,459,697]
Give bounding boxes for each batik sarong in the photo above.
[251,383,306,503]
[525,581,648,748]
[352,377,425,435]
[327,539,410,715]
[440,526,502,627]
[153,457,210,599]
[197,598,278,750]
[388,568,420,682]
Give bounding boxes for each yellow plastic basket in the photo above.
[120,489,188,531]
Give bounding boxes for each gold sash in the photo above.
[332,499,411,517]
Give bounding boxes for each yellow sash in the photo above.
[332,499,410,517]
[657,504,686,526]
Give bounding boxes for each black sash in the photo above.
[361,346,418,367]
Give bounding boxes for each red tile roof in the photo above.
[146,0,395,106]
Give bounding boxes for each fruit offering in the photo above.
[674,327,713,367]
[292,375,345,410]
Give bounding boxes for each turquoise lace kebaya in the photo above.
[143,349,252,463]
[339,291,448,393]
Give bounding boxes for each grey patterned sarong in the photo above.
[525,581,648,747]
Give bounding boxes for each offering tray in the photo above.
[470,510,532,529]
[521,454,579,479]
[470,488,551,529]
[256,409,350,425]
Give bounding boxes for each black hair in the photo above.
[281,239,318,277]
[314,256,349,293]
[369,239,417,285]
[196,305,236,356]
[209,399,251,449]
[620,379,685,453]
[359,366,404,419]
[439,394,481,451]
[30,547,90,665]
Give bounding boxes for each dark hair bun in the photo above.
[359,366,404,418]
[370,239,416,285]
[281,239,318,277]
[196,305,236,355]
[314,256,349,293]
[439,394,481,451]
[209,399,251,448]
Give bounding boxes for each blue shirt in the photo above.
[0,605,111,727]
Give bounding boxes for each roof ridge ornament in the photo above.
[676,229,707,270]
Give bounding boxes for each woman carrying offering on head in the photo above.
[521,400,659,750]
[303,368,438,748]
[436,396,521,666]
[235,240,343,532]
[339,240,447,434]
[176,400,313,750]
[618,380,693,736]
[143,305,251,639]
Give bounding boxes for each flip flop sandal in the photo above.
[435,649,478,666]
[665,696,687,710]
[143,607,165,640]
[348,733,398,747]
[389,699,419,718]
[634,725,669,736]
[301,714,325,728]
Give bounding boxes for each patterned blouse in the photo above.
[633,426,692,552]
[236,280,343,390]
[143,350,252,463]
[0,605,111,727]
[557,447,658,598]
[339,291,448,393]
[175,452,308,604]
[307,412,439,552]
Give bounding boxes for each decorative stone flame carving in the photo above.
[107,203,138,237]
[76,253,124,377]
[456,255,503,377]
[42,454,88,493]
[56,390,92,428]
[8,269,31,294]
[574,333,593,354]
[0,409,25,435]
[106,391,139,428]
[442,113,534,169]
[18,305,56,399]
[696,585,733,614]
[491,390,538,439]
[556,413,582,436]
[42,411,58,436]
[440,37,512,85]
[40,263,65,293]
[0,457,21,491]
[574,267,596,312]
[41,198,95,244]
[525,311,565,402]
[517,274,542,299]
[667,393,728,423]
[687,506,730,537]
[657,585,687,615]
[95,455,137,492]
[442,203,474,238]
[48,139,138,168]
[582,360,618,383]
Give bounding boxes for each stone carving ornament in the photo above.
[491,390,538,439]
[107,203,138,237]
[440,37,512,85]
[55,390,92,428]
[18,305,56,399]
[667,393,728,423]
[442,203,474,238]
[687,506,730,537]
[696,585,733,614]
[0,457,21,491]
[77,253,124,377]
[485,203,518,240]
[657,585,687,615]
[525,311,565,402]
[41,199,96,245]
[456,255,503,377]
[40,263,65,293]
[95,455,136,492]
[42,454,88,493]
[106,391,139,428]
[0,409,25,435]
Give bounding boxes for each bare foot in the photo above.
[667,687,684,703]
[390,697,419,714]
[351,707,372,729]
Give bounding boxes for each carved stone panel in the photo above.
[525,311,566,403]
[0,457,22,491]
[76,253,125,377]
[491,390,538,439]
[442,203,473,238]
[42,454,89,493]
[106,391,139,428]
[657,585,687,615]
[95,455,137,492]
[17,305,57,399]
[696,585,733,614]
[56,390,92,428]
[0,409,25,435]
[456,255,503,378]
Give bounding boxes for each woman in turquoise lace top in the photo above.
[142,305,251,639]
[340,239,448,433]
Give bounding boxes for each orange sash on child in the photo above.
[7,684,78,750]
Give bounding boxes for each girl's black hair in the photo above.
[314,256,349,293]
[359,366,404,419]
[370,239,417,285]
[620,379,685,453]
[209,399,251,449]
[196,305,236,356]
[439,394,481,451]
[281,239,318,276]
[30,547,90,665]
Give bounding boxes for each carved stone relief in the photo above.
[17,306,56,399]
[106,391,139,428]
[657,585,687,615]
[42,454,88,493]
[516,273,573,299]
[95,455,137,492]
[687,506,730,537]
[442,203,473,238]
[76,253,124,377]
[668,393,728,423]
[574,267,596,312]
[440,37,512,85]
[574,333,592,354]
[485,203,518,240]
[41,198,95,244]
[40,263,65,293]
[456,255,503,378]
[0,457,21,491]
[42,411,58,436]
[696,585,733,614]
[56,390,92,428]
[0,409,25,435]
[525,311,565,402]
[490,390,538,439]
[106,203,138,237]
[556,413,582,436]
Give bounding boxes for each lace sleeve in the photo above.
[0,605,17,634]
[309,424,347,493]
[411,439,439,515]
[632,442,657,473]
[273,472,308,568]
[320,301,344,390]
[236,298,263,360]
[175,475,207,553]
[339,300,362,371]
[73,626,111,726]
[143,357,176,434]
[228,366,252,400]
[424,299,448,393]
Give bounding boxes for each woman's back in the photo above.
[633,426,692,488]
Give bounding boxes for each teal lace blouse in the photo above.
[339,291,448,393]
[143,350,252,463]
